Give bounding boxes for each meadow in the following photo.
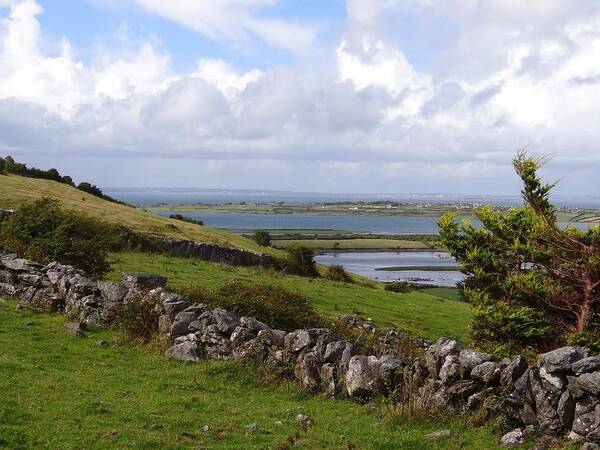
[0,299,502,449]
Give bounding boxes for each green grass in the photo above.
[107,252,472,341]
[0,174,281,256]
[0,299,502,449]
[272,239,433,250]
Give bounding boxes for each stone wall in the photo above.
[165,239,275,267]
[1,251,599,449]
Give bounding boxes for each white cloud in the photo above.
[1,0,600,194]
[122,0,318,54]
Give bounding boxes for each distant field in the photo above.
[148,202,600,223]
[272,238,435,250]
[107,252,470,341]
[0,175,281,256]
[0,299,501,449]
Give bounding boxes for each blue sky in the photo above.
[1,0,600,194]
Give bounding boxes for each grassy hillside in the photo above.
[0,174,279,255]
[0,299,501,449]
[108,252,470,341]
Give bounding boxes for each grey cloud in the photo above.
[570,73,600,86]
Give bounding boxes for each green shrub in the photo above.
[181,280,324,331]
[252,230,272,247]
[384,281,413,293]
[0,198,164,278]
[283,244,318,277]
[324,264,353,283]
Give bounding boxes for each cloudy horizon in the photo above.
[1,0,600,195]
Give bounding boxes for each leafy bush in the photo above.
[0,198,164,278]
[324,264,354,283]
[252,230,271,247]
[384,281,413,293]
[181,280,324,331]
[283,244,318,277]
[439,151,600,353]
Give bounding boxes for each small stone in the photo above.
[274,420,283,426]
[150,423,163,430]
[500,428,525,447]
[97,340,109,348]
[296,414,312,427]
[426,430,451,439]
[65,322,86,336]
[245,423,257,430]
[202,425,209,432]
[582,443,600,450]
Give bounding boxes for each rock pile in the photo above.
[2,251,600,448]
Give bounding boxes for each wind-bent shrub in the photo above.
[181,280,324,331]
[439,152,600,353]
[252,230,271,247]
[0,198,164,278]
[284,244,318,277]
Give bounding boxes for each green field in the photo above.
[0,299,503,449]
[148,202,600,223]
[107,252,470,341]
[0,175,281,256]
[272,238,434,250]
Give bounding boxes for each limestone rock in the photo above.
[439,354,461,385]
[471,361,501,385]
[425,337,461,378]
[500,428,524,446]
[501,356,528,388]
[570,372,600,397]
[294,352,322,393]
[165,342,199,362]
[346,355,382,399]
[573,357,600,375]
[538,346,590,373]
[170,311,197,338]
[459,349,492,376]
[212,308,239,335]
[123,273,167,290]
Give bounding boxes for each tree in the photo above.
[285,244,318,277]
[253,230,271,247]
[439,152,600,353]
[77,182,104,197]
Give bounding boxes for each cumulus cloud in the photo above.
[1,0,600,193]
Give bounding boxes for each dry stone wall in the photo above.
[2,251,600,448]
[165,239,275,267]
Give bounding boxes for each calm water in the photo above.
[156,211,592,235]
[315,251,463,287]
[157,211,446,234]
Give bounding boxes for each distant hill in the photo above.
[0,174,280,256]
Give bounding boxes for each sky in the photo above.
[1,0,600,194]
